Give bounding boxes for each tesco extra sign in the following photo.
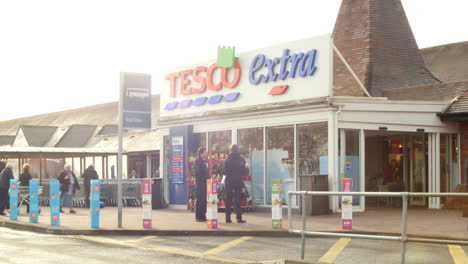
[161,34,332,117]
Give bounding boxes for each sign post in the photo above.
[142,179,152,228]
[29,180,39,223]
[90,180,100,228]
[341,178,353,230]
[50,180,60,225]
[206,179,218,229]
[272,179,283,229]
[9,180,18,220]
[118,72,152,228]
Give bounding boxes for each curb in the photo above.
[1,219,467,242]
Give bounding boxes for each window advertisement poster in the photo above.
[90,180,100,228]
[29,180,39,223]
[171,136,184,184]
[341,178,353,229]
[271,179,283,229]
[50,180,60,225]
[206,179,218,229]
[142,179,152,229]
[9,179,18,220]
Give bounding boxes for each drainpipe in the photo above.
[333,104,344,213]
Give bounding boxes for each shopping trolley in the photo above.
[18,185,42,214]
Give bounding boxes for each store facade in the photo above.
[158,34,460,212]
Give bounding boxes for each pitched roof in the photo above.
[0,136,15,146]
[54,125,98,148]
[383,80,468,101]
[332,0,440,97]
[0,94,160,136]
[20,125,57,147]
[421,41,468,83]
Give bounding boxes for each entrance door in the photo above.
[410,134,427,206]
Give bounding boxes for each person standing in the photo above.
[19,163,32,213]
[83,164,99,208]
[0,163,14,216]
[222,144,248,223]
[58,164,80,213]
[195,147,210,222]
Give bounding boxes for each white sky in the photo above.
[0,0,467,121]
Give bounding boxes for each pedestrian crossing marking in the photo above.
[319,237,352,263]
[448,245,468,264]
[204,236,253,255]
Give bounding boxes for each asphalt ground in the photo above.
[1,227,467,263]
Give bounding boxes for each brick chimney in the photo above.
[332,0,440,97]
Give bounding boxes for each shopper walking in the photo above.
[19,163,32,213]
[0,163,14,215]
[58,164,80,213]
[83,164,99,208]
[222,144,248,223]
[195,147,210,222]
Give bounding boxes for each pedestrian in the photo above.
[58,164,80,213]
[222,144,248,223]
[0,163,14,216]
[82,164,98,208]
[129,170,138,179]
[19,163,32,213]
[195,147,210,222]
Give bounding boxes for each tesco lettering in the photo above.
[165,61,241,98]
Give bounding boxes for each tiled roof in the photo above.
[0,136,15,146]
[383,80,468,101]
[54,125,97,148]
[422,41,468,83]
[332,0,440,97]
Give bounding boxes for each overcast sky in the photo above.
[0,0,467,121]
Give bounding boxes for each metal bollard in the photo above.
[400,193,409,264]
[301,193,307,259]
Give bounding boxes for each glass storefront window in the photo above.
[297,122,328,176]
[267,125,294,205]
[208,130,231,179]
[238,128,264,205]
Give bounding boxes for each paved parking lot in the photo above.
[1,227,466,263]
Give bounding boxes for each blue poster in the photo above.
[50,180,60,225]
[170,136,184,184]
[29,180,39,223]
[90,180,100,228]
[9,179,18,220]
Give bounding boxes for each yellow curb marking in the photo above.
[126,235,158,244]
[204,236,253,256]
[319,238,352,263]
[448,245,468,264]
[70,235,251,263]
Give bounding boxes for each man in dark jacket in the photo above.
[222,144,248,223]
[195,147,210,222]
[83,164,99,208]
[0,163,14,215]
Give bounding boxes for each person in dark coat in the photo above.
[58,164,80,213]
[195,147,210,222]
[0,163,14,215]
[222,144,248,223]
[83,164,99,208]
[19,163,32,213]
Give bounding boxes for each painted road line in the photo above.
[70,235,251,264]
[448,245,468,264]
[204,236,253,256]
[126,235,158,244]
[319,238,352,263]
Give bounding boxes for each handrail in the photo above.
[287,191,468,264]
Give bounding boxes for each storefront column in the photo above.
[428,133,441,209]
[146,153,151,178]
